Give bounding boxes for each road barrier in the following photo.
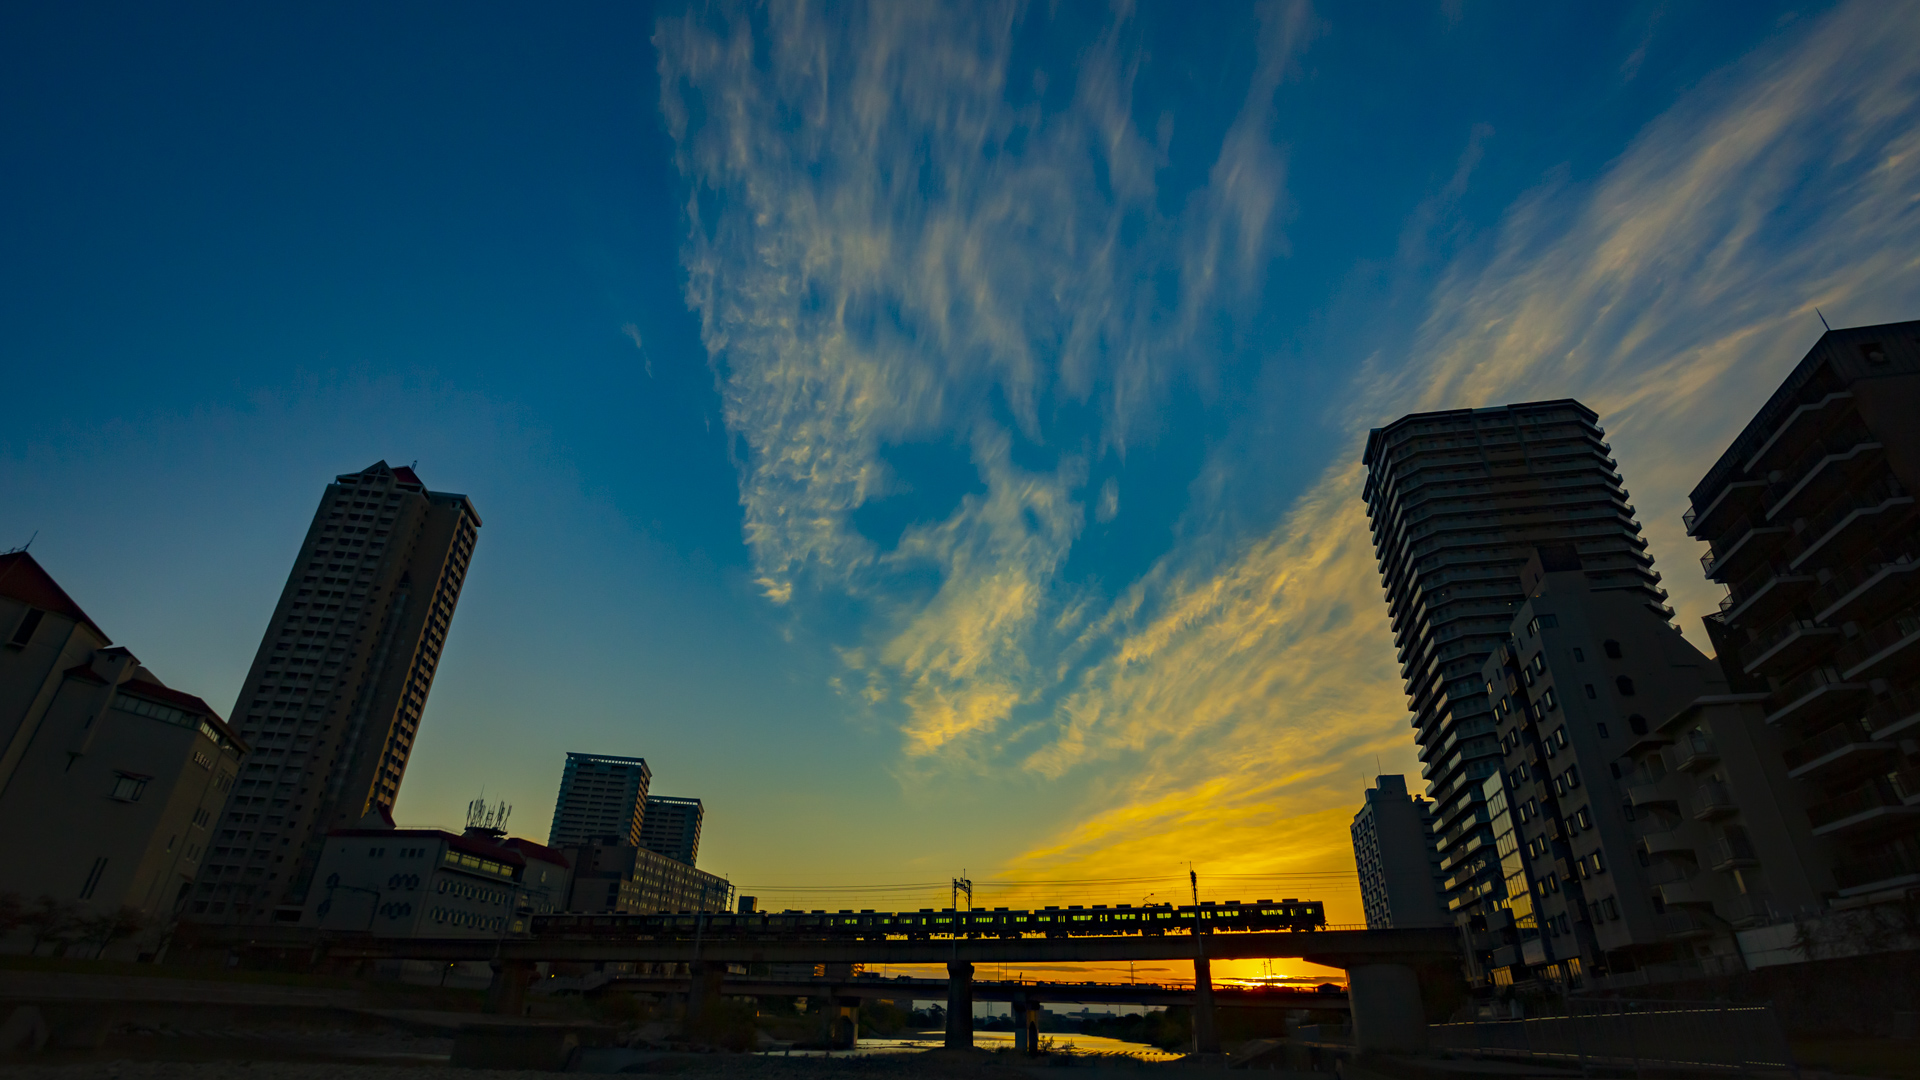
[1432,998,1796,1073]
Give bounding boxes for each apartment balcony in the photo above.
[1627,779,1681,811]
[1764,666,1870,729]
[1702,521,1791,582]
[1837,606,1920,682]
[1813,555,1920,625]
[1740,618,1839,677]
[1867,686,1920,741]
[1740,389,1855,478]
[1656,908,1719,940]
[1641,830,1694,859]
[1689,781,1739,822]
[1806,771,1920,837]
[1686,479,1767,540]
[1788,485,1914,574]
[1723,567,1817,628]
[1763,428,1882,521]
[1706,831,1759,872]
[1720,892,1775,927]
[1659,877,1720,909]
[1674,730,1720,772]
[1832,840,1920,896]
[1783,720,1897,781]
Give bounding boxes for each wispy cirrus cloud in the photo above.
[996,0,1920,900]
[657,0,1308,755]
[656,0,1920,922]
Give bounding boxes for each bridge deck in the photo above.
[600,975,1351,1010]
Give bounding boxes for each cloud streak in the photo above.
[657,0,1920,918]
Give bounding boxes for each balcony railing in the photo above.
[1690,781,1738,821]
[1805,772,1920,831]
[1836,606,1920,679]
[1766,665,1866,726]
[1707,831,1758,871]
[1739,617,1833,674]
[1832,838,1920,891]
[1867,685,1920,739]
[1782,719,1884,773]
[1675,729,1719,771]
[1810,553,1920,621]
[1762,424,1877,514]
[1791,476,1910,567]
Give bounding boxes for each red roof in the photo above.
[110,675,247,750]
[391,466,423,486]
[0,552,107,641]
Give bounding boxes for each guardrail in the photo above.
[1432,999,1795,1072]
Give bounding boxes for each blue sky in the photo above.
[6,1,1920,971]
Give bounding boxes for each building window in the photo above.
[79,856,109,899]
[110,774,148,801]
[8,608,46,646]
[1603,640,1622,659]
[1540,687,1559,712]
[1572,648,1585,662]
[1615,676,1636,696]
[1597,723,1609,739]
[1628,714,1648,735]
[1584,684,1597,699]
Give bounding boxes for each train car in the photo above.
[529,896,1327,941]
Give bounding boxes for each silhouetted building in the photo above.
[1686,320,1920,900]
[640,795,703,865]
[301,808,571,937]
[0,552,246,924]
[1464,547,1827,990]
[198,461,481,923]
[1361,402,1666,920]
[547,752,652,848]
[562,838,730,913]
[1350,775,1446,930]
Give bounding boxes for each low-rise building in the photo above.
[563,839,731,914]
[301,810,571,936]
[0,552,245,926]
[1350,775,1447,930]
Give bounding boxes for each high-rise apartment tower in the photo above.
[639,795,704,865]
[1361,401,1666,919]
[547,752,653,848]
[200,461,479,923]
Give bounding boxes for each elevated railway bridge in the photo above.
[212,919,1458,1054]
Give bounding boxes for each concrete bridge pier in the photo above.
[685,961,726,1023]
[944,961,973,1049]
[1191,947,1220,1055]
[827,996,860,1049]
[1346,963,1427,1053]
[1009,991,1041,1054]
[484,959,534,1016]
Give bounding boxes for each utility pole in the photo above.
[952,873,972,911]
[1189,865,1199,906]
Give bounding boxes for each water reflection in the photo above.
[764,1031,1180,1060]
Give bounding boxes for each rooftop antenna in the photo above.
[1816,308,1832,332]
[2,531,35,556]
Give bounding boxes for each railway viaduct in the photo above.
[214,925,1459,1053]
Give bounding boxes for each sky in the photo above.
[5,0,1920,983]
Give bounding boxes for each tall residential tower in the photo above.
[547,752,652,848]
[200,461,480,923]
[1361,401,1666,920]
[639,795,704,865]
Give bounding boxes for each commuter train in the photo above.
[532,899,1327,941]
